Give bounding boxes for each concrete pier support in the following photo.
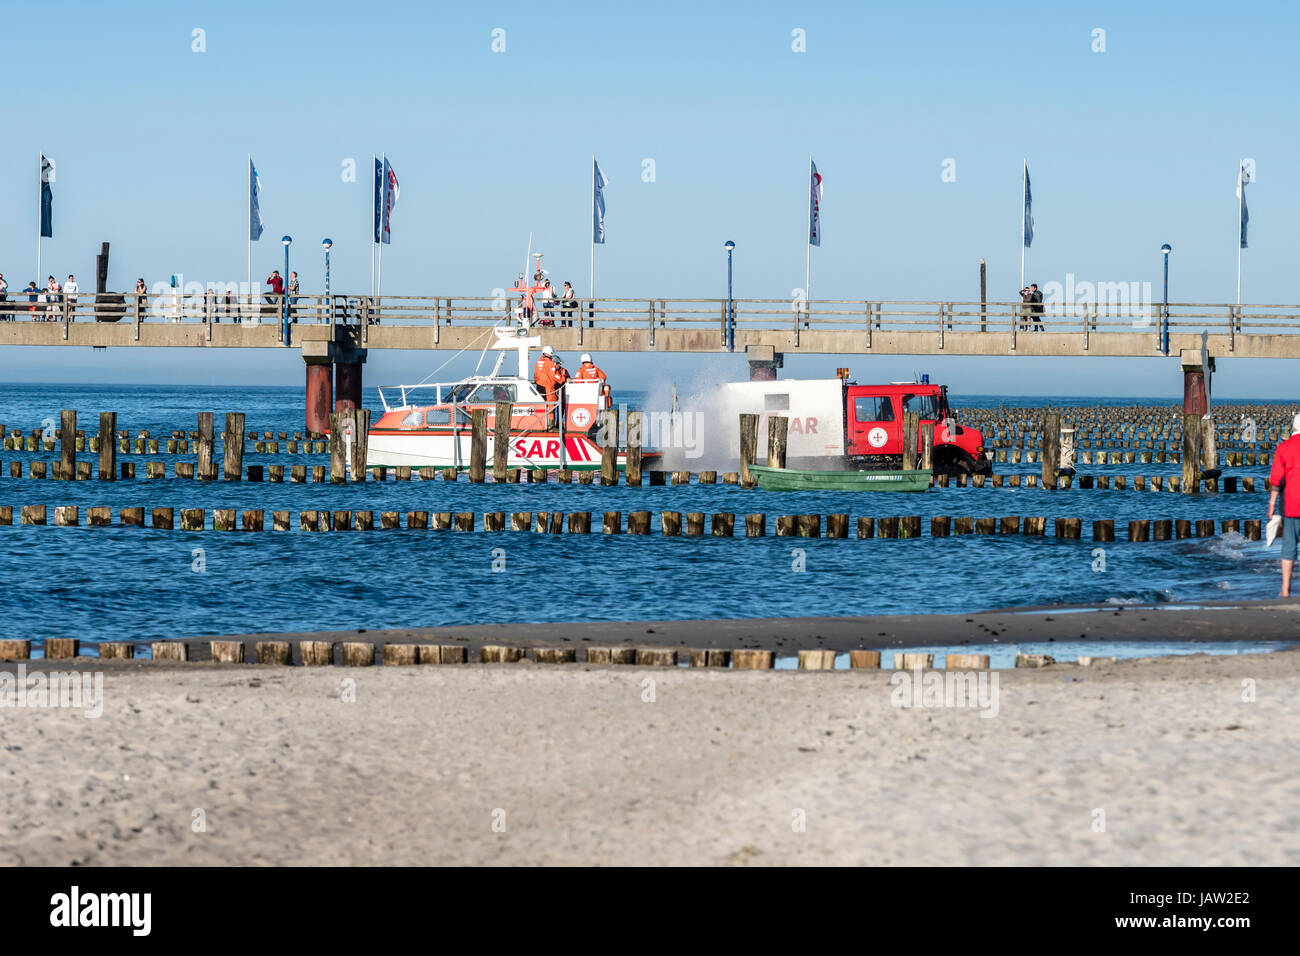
[335,359,365,416]
[1179,348,1214,416]
[746,344,783,381]
[302,335,366,432]
[305,360,333,435]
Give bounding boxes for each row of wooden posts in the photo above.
[0,505,1267,540]
[2,638,1055,671]
[18,408,1268,495]
[0,458,1266,493]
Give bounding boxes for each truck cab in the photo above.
[846,383,990,474]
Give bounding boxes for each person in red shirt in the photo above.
[266,270,285,298]
[1266,412,1300,596]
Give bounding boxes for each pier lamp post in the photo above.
[281,235,292,343]
[1160,243,1172,354]
[724,240,735,352]
[322,238,333,325]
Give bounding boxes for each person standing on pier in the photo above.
[64,274,79,320]
[288,271,300,322]
[45,276,61,321]
[266,269,284,306]
[1030,283,1045,331]
[1019,286,1032,331]
[25,280,40,316]
[561,281,577,326]
[1267,412,1300,597]
[0,273,8,320]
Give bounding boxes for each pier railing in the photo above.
[2,292,1298,346]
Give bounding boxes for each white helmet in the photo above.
[580,353,592,364]
[542,346,554,356]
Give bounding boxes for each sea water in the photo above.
[0,383,1289,644]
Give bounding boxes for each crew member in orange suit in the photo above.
[534,345,568,427]
[574,353,606,383]
[550,356,570,427]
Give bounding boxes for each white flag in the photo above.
[1237,160,1253,250]
[592,159,608,244]
[249,158,263,242]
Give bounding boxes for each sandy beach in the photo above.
[2,647,1297,866]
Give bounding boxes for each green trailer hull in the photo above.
[749,465,932,492]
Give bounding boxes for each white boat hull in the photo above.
[360,431,615,470]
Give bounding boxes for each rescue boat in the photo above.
[359,305,649,472]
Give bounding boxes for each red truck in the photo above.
[720,377,992,475]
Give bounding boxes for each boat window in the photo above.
[855,396,894,422]
[425,408,451,426]
[444,384,475,405]
[400,410,424,428]
[764,393,790,411]
[900,393,941,419]
[471,384,516,404]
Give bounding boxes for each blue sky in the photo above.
[1,0,1297,397]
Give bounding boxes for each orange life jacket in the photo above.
[534,355,555,392]
[575,362,606,382]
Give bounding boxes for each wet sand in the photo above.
[185,598,1300,659]
[2,648,1297,865]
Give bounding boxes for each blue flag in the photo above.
[249,158,263,241]
[1022,162,1033,248]
[592,159,608,244]
[39,155,53,239]
[374,157,383,243]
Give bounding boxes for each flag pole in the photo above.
[1020,159,1027,291]
[805,156,813,309]
[377,153,385,305]
[36,152,42,290]
[1232,159,1242,306]
[589,155,595,300]
[247,155,253,313]
[370,153,376,298]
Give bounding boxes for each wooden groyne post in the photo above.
[350,408,369,482]
[1181,412,1200,493]
[197,412,216,480]
[626,410,643,486]
[599,407,618,485]
[224,412,245,480]
[98,411,116,481]
[58,409,75,479]
[767,415,788,468]
[1041,411,1060,487]
[493,402,511,481]
[328,413,345,483]
[470,408,487,483]
[902,410,919,470]
[739,413,758,488]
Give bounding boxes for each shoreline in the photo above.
[180,598,1300,658]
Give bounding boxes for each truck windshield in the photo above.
[900,394,942,419]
